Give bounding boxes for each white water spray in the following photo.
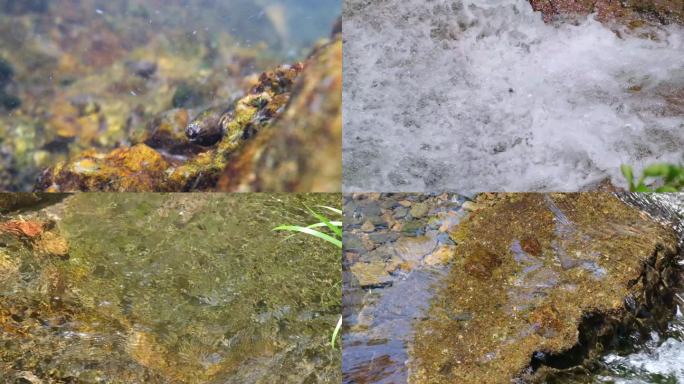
[343,0,684,192]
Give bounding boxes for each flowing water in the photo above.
[343,0,684,192]
[0,193,341,383]
[342,193,684,383]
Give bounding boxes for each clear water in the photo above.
[343,0,684,192]
[0,193,341,383]
[0,0,340,190]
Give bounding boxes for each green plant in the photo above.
[273,205,342,248]
[273,205,343,348]
[621,164,684,192]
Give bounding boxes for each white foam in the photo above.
[343,0,684,192]
[602,337,684,382]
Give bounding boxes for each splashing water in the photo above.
[343,0,684,192]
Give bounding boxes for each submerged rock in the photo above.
[410,193,682,383]
[38,37,342,193]
[217,36,342,192]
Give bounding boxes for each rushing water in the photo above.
[343,0,684,192]
[0,193,341,383]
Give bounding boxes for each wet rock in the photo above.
[367,231,400,245]
[410,193,682,384]
[36,62,303,191]
[126,60,157,79]
[350,260,393,288]
[424,245,456,266]
[361,220,375,233]
[33,231,69,259]
[0,193,68,214]
[217,37,342,192]
[401,220,426,236]
[529,0,684,25]
[410,202,429,218]
[0,219,44,239]
[37,144,170,192]
[142,108,198,153]
[344,233,367,254]
[393,236,437,265]
[393,206,409,219]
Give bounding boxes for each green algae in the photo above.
[0,193,342,383]
[410,193,681,384]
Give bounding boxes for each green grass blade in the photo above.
[306,206,342,239]
[318,205,342,215]
[306,221,342,229]
[331,315,342,349]
[273,225,342,248]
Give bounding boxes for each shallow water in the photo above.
[0,193,341,383]
[0,0,340,190]
[343,0,684,192]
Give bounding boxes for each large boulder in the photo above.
[410,193,681,383]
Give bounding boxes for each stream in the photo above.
[0,193,341,383]
[343,0,684,192]
[342,193,684,383]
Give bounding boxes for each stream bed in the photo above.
[0,193,342,383]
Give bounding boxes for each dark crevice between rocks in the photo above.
[525,243,683,382]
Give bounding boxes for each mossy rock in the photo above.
[410,193,681,384]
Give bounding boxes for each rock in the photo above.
[36,59,306,191]
[401,220,426,236]
[410,194,681,384]
[37,144,170,192]
[393,236,437,264]
[350,260,393,288]
[393,206,409,219]
[141,108,200,154]
[359,244,395,264]
[344,233,367,253]
[410,202,429,218]
[367,231,400,245]
[424,245,455,266]
[126,60,157,79]
[217,37,342,192]
[0,193,68,214]
[529,0,684,25]
[33,231,69,259]
[361,220,375,233]
[0,220,44,238]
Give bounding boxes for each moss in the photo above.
[410,193,681,383]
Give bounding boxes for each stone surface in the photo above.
[350,260,393,288]
[218,36,342,192]
[529,0,684,25]
[410,193,681,384]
